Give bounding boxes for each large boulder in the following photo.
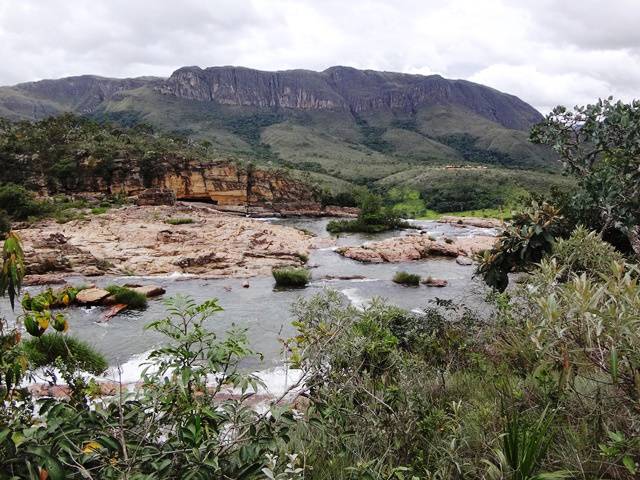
[76,287,110,305]
[130,285,166,297]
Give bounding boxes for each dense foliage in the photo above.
[327,190,410,233]
[531,98,640,255]
[476,202,565,291]
[1,222,639,478]
[0,114,209,192]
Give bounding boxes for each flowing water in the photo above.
[0,218,495,382]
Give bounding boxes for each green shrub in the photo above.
[552,226,624,278]
[327,189,410,233]
[272,267,311,288]
[166,217,194,225]
[105,285,148,309]
[476,201,565,291]
[392,271,421,286]
[21,334,108,375]
[0,183,49,220]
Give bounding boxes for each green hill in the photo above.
[0,66,566,210]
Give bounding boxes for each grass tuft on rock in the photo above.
[166,218,194,225]
[105,285,148,310]
[272,267,311,288]
[392,271,421,286]
[21,333,108,375]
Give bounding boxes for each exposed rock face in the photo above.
[23,156,320,213]
[337,233,495,263]
[24,232,107,276]
[19,203,313,279]
[158,66,542,130]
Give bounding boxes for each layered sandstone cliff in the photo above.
[28,157,319,212]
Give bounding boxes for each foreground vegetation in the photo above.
[1,228,638,478]
[0,97,639,478]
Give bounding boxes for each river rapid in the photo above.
[0,217,496,385]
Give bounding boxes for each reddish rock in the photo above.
[103,303,128,320]
[338,234,495,263]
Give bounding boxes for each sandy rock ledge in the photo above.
[18,203,313,280]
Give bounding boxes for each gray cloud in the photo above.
[1,0,639,112]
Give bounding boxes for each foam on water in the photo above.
[340,287,369,310]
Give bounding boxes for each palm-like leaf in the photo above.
[0,231,25,310]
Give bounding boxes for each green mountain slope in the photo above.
[0,66,565,209]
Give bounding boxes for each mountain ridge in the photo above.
[0,65,564,211]
[1,65,542,130]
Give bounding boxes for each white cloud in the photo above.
[1,0,639,112]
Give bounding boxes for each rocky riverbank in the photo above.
[19,203,314,282]
[337,232,496,264]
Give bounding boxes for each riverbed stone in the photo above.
[422,277,448,287]
[456,255,474,266]
[131,285,166,297]
[76,287,110,304]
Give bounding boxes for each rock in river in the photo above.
[422,277,448,287]
[76,287,110,305]
[337,233,495,263]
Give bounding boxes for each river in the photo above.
[0,217,496,383]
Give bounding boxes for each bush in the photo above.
[166,217,194,225]
[272,266,311,288]
[105,285,148,309]
[0,183,49,219]
[552,226,624,278]
[392,271,421,286]
[476,201,565,291]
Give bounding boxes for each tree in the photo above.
[531,98,640,255]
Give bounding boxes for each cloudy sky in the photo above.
[0,0,638,112]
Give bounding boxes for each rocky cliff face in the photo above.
[157,66,543,131]
[30,157,317,210]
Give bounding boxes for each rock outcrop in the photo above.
[157,66,543,130]
[19,203,313,279]
[337,233,495,264]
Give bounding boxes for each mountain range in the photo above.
[0,65,565,210]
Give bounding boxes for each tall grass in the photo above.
[105,285,148,310]
[21,334,108,375]
[392,271,421,286]
[272,267,311,288]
